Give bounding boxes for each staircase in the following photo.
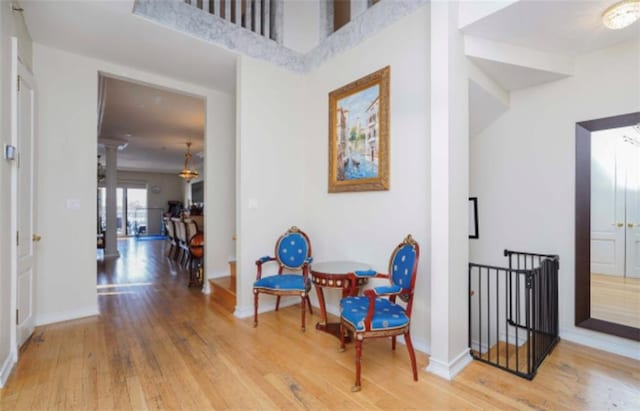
[210,260,236,312]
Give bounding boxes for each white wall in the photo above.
[0,1,32,387]
[33,43,236,325]
[235,6,432,350]
[306,6,431,350]
[235,55,308,315]
[470,40,640,359]
[282,0,321,54]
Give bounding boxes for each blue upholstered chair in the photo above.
[339,234,420,391]
[253,226,314,331]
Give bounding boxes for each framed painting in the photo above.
[469,197,479,239]
[328,66,390,193]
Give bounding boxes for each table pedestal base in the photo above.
[315,322,352,343]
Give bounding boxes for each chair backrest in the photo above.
[274,226,312,270]
[172,218,186,242]
[187,215,204,231]
[185,220,198,242]
[388,234,420,310]
[164,218,175,239]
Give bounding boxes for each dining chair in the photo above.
[253,226,314,331]
[339,234,420,391]
[164,218,177,258]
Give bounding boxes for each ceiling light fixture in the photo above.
[178,142,199,182]
[602,0,640,29]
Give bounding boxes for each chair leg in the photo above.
[253,291,259,327]
[275,296,281,311]
[352,339,363,392]
[306,295,313,314]
[392,336,396,351]
[339,322,346,352]
[404,332,418,381]
[300,296,306,332]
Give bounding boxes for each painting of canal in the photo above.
[328,66,389,192]
[336,84,380,181]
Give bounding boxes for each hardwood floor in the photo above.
[591,273,640,329]
[1,239,639,410]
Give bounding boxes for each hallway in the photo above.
[0,239,639,410]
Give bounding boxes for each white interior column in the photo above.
[103,144,119,259]
[427,0,472,380]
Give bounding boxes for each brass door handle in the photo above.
[32,234,42,242]
[629,223,637,228]
[612,223,624,227]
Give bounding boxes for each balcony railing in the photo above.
[184,0,275,41]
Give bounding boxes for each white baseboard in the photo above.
[35,306,100,327]
[499,331,528,347]
[560,327,640,360]
[426,348,472,380]
[206,270,228,280]
[470,339,489,354]
[0,350,17,388]
[234,298,300,319]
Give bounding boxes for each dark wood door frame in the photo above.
[575,111,640,341]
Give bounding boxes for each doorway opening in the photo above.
[96,72,207,290]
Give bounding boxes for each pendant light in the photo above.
[178,142,199,182]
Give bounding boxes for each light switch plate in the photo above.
[4,144,16,160]
[66,199,81,210]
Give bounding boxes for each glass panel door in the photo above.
[127,188,148,236]
[116,188,125,236]
[97,186,148,237]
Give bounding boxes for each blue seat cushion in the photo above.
[254,274,308,292]
[340,296,409,332]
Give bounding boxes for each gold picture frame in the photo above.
[329,66,390,193]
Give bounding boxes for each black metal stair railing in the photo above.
[468,250,559,380]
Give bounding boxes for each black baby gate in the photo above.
[469,250,560,380]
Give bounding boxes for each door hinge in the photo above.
[17,152,20,169]
[16,309,19,325]
[17,75,21,92]
[16,230,19,246]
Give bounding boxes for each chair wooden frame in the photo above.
[339,234,420,391]
[253,226,314,331]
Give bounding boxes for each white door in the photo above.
[625,142,640,278]
[15,60,37,347]
[590,132,626,276]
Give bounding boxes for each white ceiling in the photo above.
[98,75,205,173]
[21,0,237,94]
[467,56,571,91]
[461,0,640,57]
[464,0,640,136]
